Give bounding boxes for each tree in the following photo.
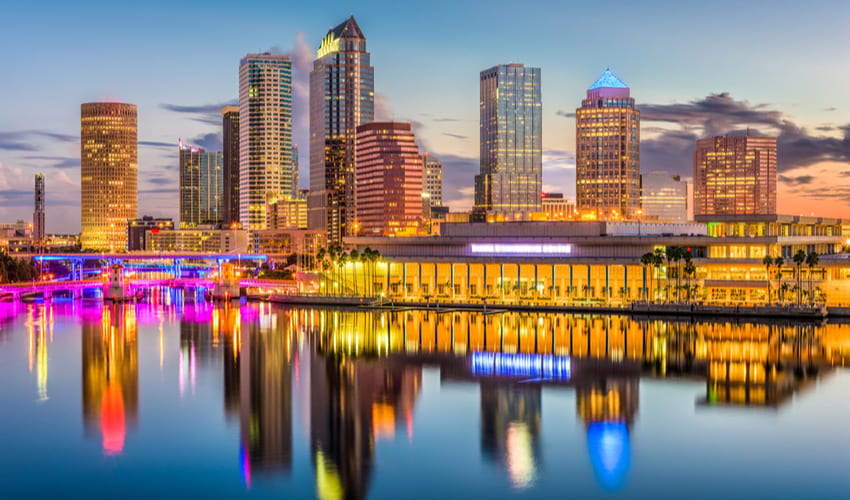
[683,257,696,303]
[793,250,807,306]
[349,249,360,296]
[774,257,785,304]
[640,252,654,301]
[762,255,774,304]
[806,251,819,306]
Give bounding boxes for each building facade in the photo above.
[179,141,223,228]
[355,122,423,237]
[308,16,374,244]
[267,191,308,230]
[239,53,294,229]
[422,153,443,208]
[221,106,240,227]
[80,102,138,251]
[575,69,640,220]
[147,227,249,253]
[694,135,777,220]
[33,174,45,244]
[474,64,542,222]
[537,193,576,221]
[640,172,688,222]
[127,216,175,251]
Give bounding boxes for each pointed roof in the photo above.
[588,68,628,90]
[330,16,365,40]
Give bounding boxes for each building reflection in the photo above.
[577,379,638,491]
[480,384,541,489]
[309,310,421,500]
[238,307,293,480]
[81,304,138,456]
[215,304,242,422]
[26,304,52,402]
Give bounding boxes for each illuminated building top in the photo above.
[316,16,365,58]
[588,67,628,90]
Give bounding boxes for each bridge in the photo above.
[29,252,269,280]
[0,277,295,301]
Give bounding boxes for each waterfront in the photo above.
[1,298,850,498]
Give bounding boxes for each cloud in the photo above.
[442,132,467,140]
[438,154,478,211]
[185,132,222,152]
[139,140,174,149]
[22,155,79,170]
[140,188,179,195]
[0,130,78,151]
[622,92,850,177]
[375,92,394,122]
[779,174,814,186]
[432,118,460,123]
[556,110,575,118]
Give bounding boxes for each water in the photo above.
[1,298,849,499]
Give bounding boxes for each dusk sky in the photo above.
[1,0,849,232]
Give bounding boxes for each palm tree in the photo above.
[683,258,696,303]
[774,257,785,304]
[349,249,360,295]
[664,247,676,302]
[793,250,807,306]
[806,251,819,306]
[640,252,654,301]
[762,255,774,304]
[780,282,790,305]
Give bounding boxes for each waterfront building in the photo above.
[474,64,542,222]
[251,229,326,260]
[221,106,240,227]
[640,172,688,222]
[80,102,137,251]
[575,69,640,220]
[308,16,374,244]
[127,216,175,251]
[347,215,850,305]
[147,226,249,253]
[33,174,45,245]
[694,135,777,220]
[179,141,223,228]
[355,122,423,237]
[239,53,294,230]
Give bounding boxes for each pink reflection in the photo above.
[100,384,126,456]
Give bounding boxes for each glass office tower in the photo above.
[575,68,640,220]
[80,102,138,251]
[694,134,777,220]
[179,141,224,228]
[308,16,374,244]
[238,53,293,230]
[221,106,240,227]
[474,64,542,222]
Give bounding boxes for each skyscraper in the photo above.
[221,105,240,227]
[239,53,293,230]
[80,102,138,251]
[474,64,542,222]
[355,122,423,236]
[179,141,223,228]
[308,16,374,244]
[33,174,45,245]
[421,153,443,208]
[693,134,777,219]
[575,68,640,220]
[640,172,688,222]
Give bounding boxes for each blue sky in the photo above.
[1,0,849,232]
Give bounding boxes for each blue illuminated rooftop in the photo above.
[589,68,628,90]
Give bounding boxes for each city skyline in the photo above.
[1,1,849,232]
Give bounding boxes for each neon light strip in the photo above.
[469,243,572,255]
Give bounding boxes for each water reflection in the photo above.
[6,302,850,497]
[82,305,138,456]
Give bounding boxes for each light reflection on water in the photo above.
[0,300,849,498]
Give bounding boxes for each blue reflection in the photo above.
[471,352,570,380]
[587,422,630,491]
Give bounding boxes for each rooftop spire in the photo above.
[588,68,628,90]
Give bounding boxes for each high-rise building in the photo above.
[640,172,688,222]
[238,53,293,230]
[221,106,240,227]
[127,216,174,251]
[290,144,299,201]
[308,16,374,244]
[80,102,138,251]
[33,174,45,244]
[474,64,542,222]
[694,134,777,219]
[179,141,223,228]
[422,153,443,208]
[575,68,640,220]
[355,122,423,236]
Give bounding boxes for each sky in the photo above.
[1,0,849,233]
